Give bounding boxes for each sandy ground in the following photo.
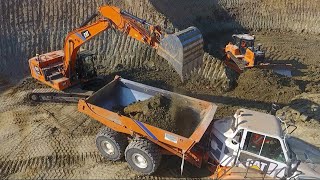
[0,32,319,179]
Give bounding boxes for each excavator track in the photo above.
[28,88,93,103]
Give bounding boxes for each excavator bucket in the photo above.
[157,26,204,81]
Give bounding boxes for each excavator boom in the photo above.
[63,19,110,80]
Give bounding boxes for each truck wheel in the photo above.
[125,139,162,175]
[96,127,128,161]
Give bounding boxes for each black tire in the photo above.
[125,139,162,175]
[96,127,128,161]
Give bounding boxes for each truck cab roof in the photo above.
[236,108,283,138]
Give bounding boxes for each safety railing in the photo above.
[216,158,279,180]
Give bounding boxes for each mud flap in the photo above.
[157,26,204,81]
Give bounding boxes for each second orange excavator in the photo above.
[28,5,204,92]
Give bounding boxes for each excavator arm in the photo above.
[63,19,110,79]
[64,6,162,79]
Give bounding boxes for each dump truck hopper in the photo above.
[78,77,217,158]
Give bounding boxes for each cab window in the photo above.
[260,136,286,163]
[243,132,285,163]
[243,132,264,154]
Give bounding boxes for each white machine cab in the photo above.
[209,108,298,179]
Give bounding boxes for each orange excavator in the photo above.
[224,34,292,76]
[28,5,204,94]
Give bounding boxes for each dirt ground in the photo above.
[1,31,320,180]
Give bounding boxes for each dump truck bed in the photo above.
[78,77,217,158]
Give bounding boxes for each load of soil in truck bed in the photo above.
[114,94,200,137]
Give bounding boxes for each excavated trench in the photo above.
[0,0,320,179]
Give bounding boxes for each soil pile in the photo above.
[277,93,320,123]
[276,93,320,147]
[120,95,199,137]
[232,69,301,104]
[124,95,175,132]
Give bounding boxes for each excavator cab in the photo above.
[232,34,265,66]
[75,50,97,82]
[232,34,255,54]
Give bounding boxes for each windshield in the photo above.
[243,132,286,163]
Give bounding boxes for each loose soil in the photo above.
[232,69,301,104]
[119,94,199,137]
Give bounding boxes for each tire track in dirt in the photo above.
[0,152,105,179]
[0,91,112,179]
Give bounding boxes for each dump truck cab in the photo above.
[209,109,299,179]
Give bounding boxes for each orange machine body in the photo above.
[29,6,162,91]
[78,77,218,168]
[224,35,292,77]
[225,42,255,68]
[29,50,71,90]
[224,34,292,77]
[224,34,265,74]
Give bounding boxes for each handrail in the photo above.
[216,158,279,179]
[286,124,297,134]
[277,117,289,152]
[243,159,278,179]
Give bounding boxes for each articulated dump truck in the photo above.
[78,77,319,179]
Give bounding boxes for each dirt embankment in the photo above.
[1,0,319,89]
[277,93,320,124]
